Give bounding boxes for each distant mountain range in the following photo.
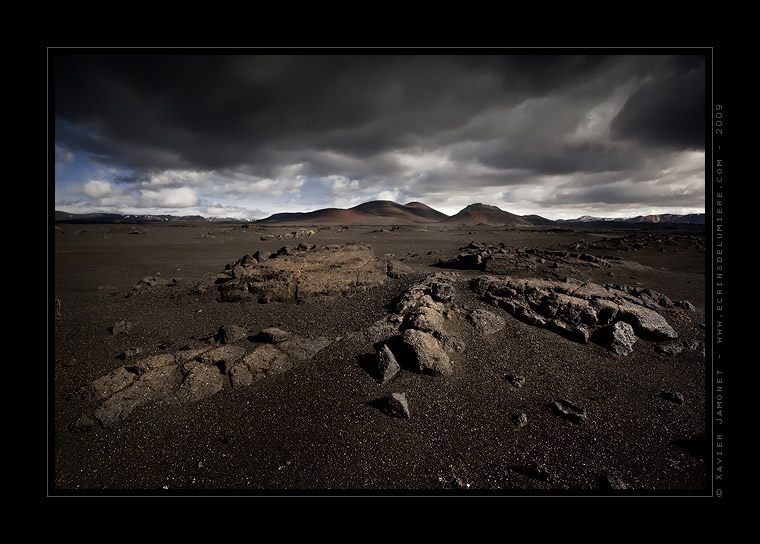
[53,211,240,224]
[54,202,705,226]
[555,213,705,225]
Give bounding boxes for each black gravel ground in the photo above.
[50,222,709,495]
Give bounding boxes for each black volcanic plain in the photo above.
[51,202,707,494]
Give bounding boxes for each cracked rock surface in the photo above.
[74,328,331,430]
[216,242,396,303]
[470,275,679,353]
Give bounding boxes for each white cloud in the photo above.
[139,187,198,208]
[55,145,75,163]
[83,180,113,199]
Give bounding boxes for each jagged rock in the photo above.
[394,272,460,315]
[126,276,177,297]
[677,300,696,312]
[376,344,400,384]
[431,281,456,303]
[441,243,614,275]
[467,308,505,335]
[617,304,677,341]
[607,321,637,356]
[660,391,685,405]
[513,412,528,428]
[527,463,553,483]
[601,474,628,490]
[110,320,134,335]
[590,298,619,325]
[402,329,452,376]
[348,316,401,344]
[70,414,96,433]
[133,276,172,288]
[353,273,462,380]
[386,260,413,278]
[552,399,587,424]
[253,250,270,262]
[685,339,705,357]
[404,306,445,333]
[218,324,249,344]
[506,374,526,388]
[470,274,678,353]
[382,392,411,419]
[655,343,684,356]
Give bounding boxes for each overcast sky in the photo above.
[52,51,707,220]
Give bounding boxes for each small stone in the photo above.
[608,321,637,356]
[506,374,526,388]
[70,414,96,433]
[513,412,528,427]
[601,473,628,490]
[552,399,587,424]
[529,463,553,483]
[655,343,683,356]
[253,250,270,262]
[677,300,696,312]
[218,324,249,344]
[660,391,684,405]
[377,344,400,384]
[110,320,134,335]
[383,392,411,419]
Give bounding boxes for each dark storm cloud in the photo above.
[53,51,706,217]
[610,57,706,150]
[53,54,644,170]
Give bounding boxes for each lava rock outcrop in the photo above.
[470,275,682,352]
[72,326,331,430]
[216,243,399,303]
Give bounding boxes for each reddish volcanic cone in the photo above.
[440,203,533,226]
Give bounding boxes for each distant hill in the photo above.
[402,201,450,221]
[257,200,450,225]
[256,208,380,225]
[439,203,533,227]
[522,214,555,226]
[349,200,448,223]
